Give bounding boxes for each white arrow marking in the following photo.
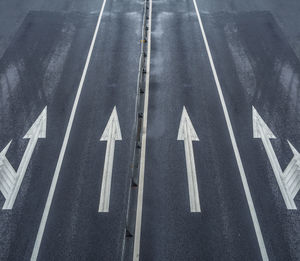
[98,107,122,212]
[0,141,17,201]
[283,141,300,199]
[0,107,47,209]
[253,106,297,209]
[177,106,201,212]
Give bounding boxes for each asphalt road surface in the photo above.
[0,0,299,260]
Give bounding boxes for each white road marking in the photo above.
[192,1,269,260]
[177,106,201,212]
[253,106,299,209]
[0,141,17,202]
[99,107,122,212]
[285,141,300,200]
[0,107,47,210]
[133,0,152,258]
[30,0,108,259]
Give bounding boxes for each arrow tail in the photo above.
[99,130,116,212]
[184,124,201,213]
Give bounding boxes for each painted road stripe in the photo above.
[99,107,122,212]
[133,0,153,259]
[1,107,47,210]
[30,1,108,260]
[192,1,269,260]
[253,107,299,209]
[177,106,201,212]
[253,107,295,209]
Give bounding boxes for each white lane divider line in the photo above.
[99,106,122,213]
[30,0,108,259]
[192,1,269,260]
[133,0,152,259]
[177,106,201,212]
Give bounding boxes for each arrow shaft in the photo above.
[3,131,40,209]
[99,125,116,212]
[259,125,296,209]
[184,123,201,212]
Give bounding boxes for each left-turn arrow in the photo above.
[99,106,122,212]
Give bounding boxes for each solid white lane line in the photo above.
[30,1,108,260]
[133,0,152,259]
[192,1,269,260]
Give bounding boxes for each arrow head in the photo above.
[100,106,122,141]
[177,106,199,141]
[252,106,276,139]
[23,107,47,139]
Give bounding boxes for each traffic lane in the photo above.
[36,2,143,260]
[0,0,102,61]
[203,11,300,260]
[196,0,300,60]
[39,0,101,12]
[0,11,98,260]
[139,3,261,260]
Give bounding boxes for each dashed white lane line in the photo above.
[192,1,269,260]
[30,0,108,259]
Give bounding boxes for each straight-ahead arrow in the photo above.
[1,107,47,209]
[99,106,122,212]
[253,106,296,209]
[177,106,201,212]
